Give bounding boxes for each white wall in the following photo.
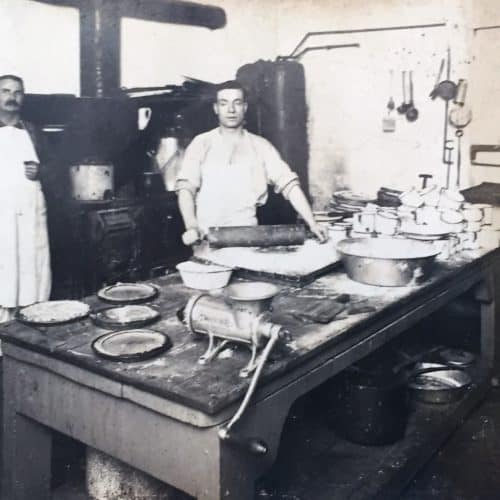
[468,2,500,185]
[121,0,277,87]
[2,0,498,206]
[0,0,276,92]
[272,0,479,207]
[0,0,79,94]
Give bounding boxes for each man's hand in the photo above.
[309,222,329,243]
[182,227,202,246]
[24,161,39,181]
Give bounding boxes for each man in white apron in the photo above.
[0,74,51,323]
[176,80,327,255]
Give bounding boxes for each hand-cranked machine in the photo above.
[180,280,289,450]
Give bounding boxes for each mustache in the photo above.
[5,100,19,107]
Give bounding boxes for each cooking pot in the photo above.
[69,161,114,201]
[328,366,409,445]
[337,237,440,286]
[328,361,467,445]
[408,362,471,404]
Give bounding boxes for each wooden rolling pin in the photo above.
[207,225,307,248]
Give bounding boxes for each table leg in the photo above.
[196,403,291,500]
[2,360,52,500]
[196,444,261,500]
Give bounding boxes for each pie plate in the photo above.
[90,304,161,329]
[92,329,172,362]
[16,300,90,326]
[97,282,158,304]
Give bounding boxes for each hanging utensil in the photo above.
[432,48,457,102]
[449,106,473,189]
[429,58,445,98]
[454,79,468,106]
[397,70,411,114]
[383,70,396,132]
[406,70,419,122]
[441,48,455,188]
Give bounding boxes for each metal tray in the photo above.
[92,329,171,362]
[16,300,90,326]
[97,282,158,304]
[90,305,161,329]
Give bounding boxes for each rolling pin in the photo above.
[207,225,307,248]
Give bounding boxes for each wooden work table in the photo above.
[1,246,499,499]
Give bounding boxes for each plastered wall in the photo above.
[2,0,499,207]
[272,0,479,207]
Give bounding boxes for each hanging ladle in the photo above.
[397,70,411,114]
[406,70,419,122]
[430,50,457,101]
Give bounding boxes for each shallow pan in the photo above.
[97,282,158,304]
[16,300,90,326]
[408,367,471,404]
[92,328,171,362]
[90,304,161,329]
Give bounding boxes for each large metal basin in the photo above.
[337,237,440,287]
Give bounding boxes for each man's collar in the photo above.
[0,117,24,129]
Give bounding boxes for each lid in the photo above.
[92,329,171,361]
[16,300,90,326]
[439,348,475,367]
[91,305,161,329]
[97,282,158,304]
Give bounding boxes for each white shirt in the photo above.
[176,128,299,232]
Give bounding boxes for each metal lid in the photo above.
[439,348,476,367]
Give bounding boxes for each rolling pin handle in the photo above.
[218,429,268,456]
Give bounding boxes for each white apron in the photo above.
[195,133,267,232]
[0,125,51,307]
[193,134,265,259]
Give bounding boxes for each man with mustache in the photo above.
[0,74,51,324]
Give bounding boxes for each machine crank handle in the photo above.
[218,428,268,456]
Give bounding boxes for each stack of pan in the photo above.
[329,190,376,216]
[376,187,402,207]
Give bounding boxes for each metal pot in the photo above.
[328,361,467,445]
[337,237,440,286]
[69,161,114,201]
[328,364,409,446]
[408,363,471,404]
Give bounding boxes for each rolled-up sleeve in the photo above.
[259,138,300,200]
[175,136,204,195]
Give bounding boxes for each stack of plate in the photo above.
[329,190,376,215]
[312,210,345,224]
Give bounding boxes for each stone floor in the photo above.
[401,379,500,500]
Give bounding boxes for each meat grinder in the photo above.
[182,282,288,377]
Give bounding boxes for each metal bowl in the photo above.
[337,237,440,286]
[408,367,471,404]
